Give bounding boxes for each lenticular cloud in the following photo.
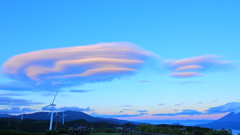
[2,42,154,89]
[164,55,233,78]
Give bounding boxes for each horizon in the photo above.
[0,110,216,126]
[1,1,240,123]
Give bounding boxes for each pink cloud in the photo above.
[174,102,186,106]
[138,80,153,83]
[175,65,202,71]
[2,42,155,91]
[170,72,203,78]
[164,55,233,78]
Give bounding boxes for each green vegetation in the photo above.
[0,130,44,135]
[0,118,233,135]
[90,133,120,135]
[135,124,233,135]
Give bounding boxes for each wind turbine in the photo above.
[61,111,67,125]
[21,110,24,120]
[42,91,58,130]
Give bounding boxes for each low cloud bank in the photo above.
[153,102,240,116]
[90,112,147,118]
[42,106,94,112]
[0,107,36,114]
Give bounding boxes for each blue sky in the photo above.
[0,0,240,122]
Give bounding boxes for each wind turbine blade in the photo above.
[47,112,51,116]
[42,104,51,109]
[51,91,58,104]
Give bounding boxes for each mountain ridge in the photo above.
[196,112,240,130]
[9,111,138,125]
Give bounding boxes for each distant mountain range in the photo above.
[4,111,240,129]
[196,112,240,130]
[8,111,139,125]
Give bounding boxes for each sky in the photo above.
[0,0,240,122]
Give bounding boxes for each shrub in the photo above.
[0,130,28,135]
[45,130,57,135]
[104,128,116,133]
[58,128,68,134]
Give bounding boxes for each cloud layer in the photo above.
[90,112,147,118]
[205,102,240,114]
[164,55,234,78]
[2,42,154,91]
[0,97,43,106]
[153,109,203,116]
[42,106,94,112]
[153,102,240,116]
[0,82,30,91]
[0,107,36,114]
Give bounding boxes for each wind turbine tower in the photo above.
[21,110,25,120]
[42,91,58,130]
[61,112,67,125]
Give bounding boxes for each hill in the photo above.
[196,112,240,129]
[10,111,137,125]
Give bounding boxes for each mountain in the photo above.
[196,112,240,129]
[10,111,137,125]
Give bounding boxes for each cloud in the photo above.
[58,106,94,112]
[205,102,240,114]
[0,107,37,114]
[166,81,203,84]
[174,103,185,106]
[0,92,24,96]
[0,82,31,91]
[139,113,148,115]
[170,72,203,78]
[158,103,165,105]
[164,55,234,78]
[0,97,43,106]
[2,42,155,91]
[69,90,92,93]
[122,109,134,111]
[152,109,204,116]
[138,80,154,83]
[137,110,148,113]
[41,106,94,112]
[120,105,132,107]
[153,102,240,117]
[90,112,146,118]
